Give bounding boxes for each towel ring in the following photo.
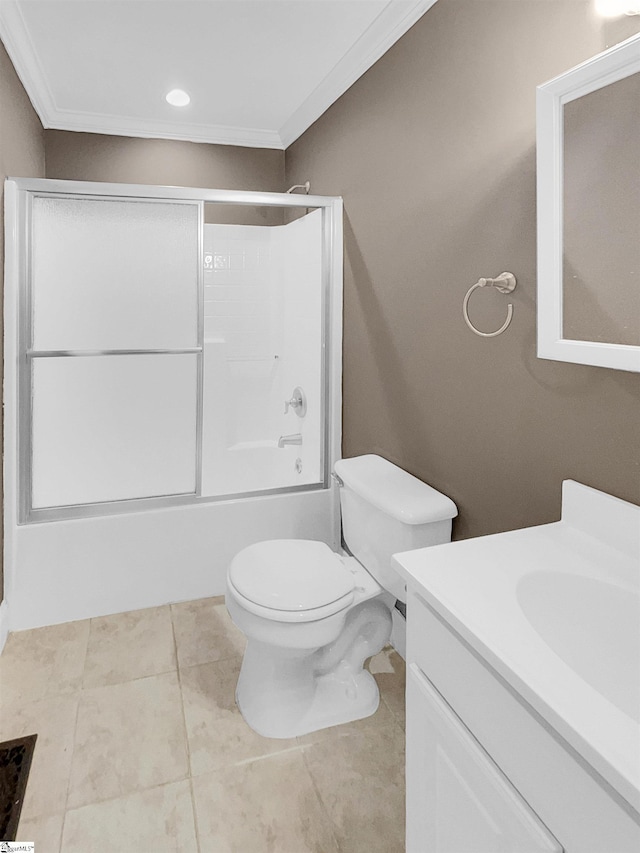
[463,272,517,337]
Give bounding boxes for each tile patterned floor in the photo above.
[0,596,406,852]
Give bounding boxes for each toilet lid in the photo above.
[228,540,355,612]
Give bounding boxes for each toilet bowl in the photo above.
[226,454,458,738]
[226,540,391,737]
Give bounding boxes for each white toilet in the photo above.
[225,454,457,738]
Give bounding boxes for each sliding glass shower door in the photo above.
[28,194,202,510]
[11,181,339,523]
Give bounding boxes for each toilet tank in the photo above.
[333,455,457,602]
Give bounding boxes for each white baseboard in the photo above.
[0,599,10,655]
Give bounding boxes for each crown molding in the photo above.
[44,109,285,149]
[279,0,439,148]
[0,0,283,148]
[0,0,58,126]
[0,0,283,149]
[1,0,438,151]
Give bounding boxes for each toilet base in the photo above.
[234,597,392,739]
[236,662,381,739]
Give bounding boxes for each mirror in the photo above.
[537,33,640,372]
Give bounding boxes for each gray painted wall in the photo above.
[285,0,640,540]
[45,130,285,225]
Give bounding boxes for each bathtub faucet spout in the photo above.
[278,433,302,448]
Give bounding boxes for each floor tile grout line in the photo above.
[80,605,179,691]
[307,718,407,853]
[60,608,190,826]
[176,652,243,672]
[379,690,402,721]
[59,633,193,834]
[57,808,68,853]
[19,811,65,853]
[80,664,179,692]
[170,599,242,672]
[56,811,65,853]
[58,688,81,849]
[61,775,193,817]
[0,622,90,707]
[18,713,403,826]
[64,653,245,694]
[170,605,202,853]
[57,618,93,847]
[79,615,96,691]
[228,742,308,769]
[300,740,343,853]
[177,652,243,675]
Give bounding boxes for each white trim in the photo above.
[0,600,9,654]
[0,0,282,148]
[536,32,640,373]
[44,110,285,150]
[279,0,439,147]
[328,198,344,542]
[8,177,335,208]
[0,0,438,150]
[3,179,20,632]
[540,30,640,103]
[0,0,57,127]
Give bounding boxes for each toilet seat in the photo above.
[227,539,355,623]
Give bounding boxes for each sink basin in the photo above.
[517,571,640,722]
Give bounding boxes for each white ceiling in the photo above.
[0,0,437,149]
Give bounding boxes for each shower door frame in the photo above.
[5,178,343,525]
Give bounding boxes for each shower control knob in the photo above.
[283,386,307,417]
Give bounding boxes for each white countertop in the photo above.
[393,481,640,815]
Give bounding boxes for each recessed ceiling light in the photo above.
[165,89,190,107]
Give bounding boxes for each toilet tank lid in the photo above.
[334,455,458,525]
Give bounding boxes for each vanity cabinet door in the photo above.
[406,663,563,853]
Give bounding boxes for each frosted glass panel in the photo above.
[32,355,198,507]
[32,197,199,350]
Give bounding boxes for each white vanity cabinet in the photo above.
[404,587,640,853]
[407,660,562,853]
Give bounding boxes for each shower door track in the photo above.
[27,349,203,358]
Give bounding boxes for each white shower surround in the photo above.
[201,211,324,496]
[3,179,343,632]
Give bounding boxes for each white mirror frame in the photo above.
[537,33,640,373]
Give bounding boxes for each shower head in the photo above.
[286,181,311,194]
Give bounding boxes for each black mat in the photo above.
[0,734,37,842]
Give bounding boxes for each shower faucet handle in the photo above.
[284,395,301,413]
[283,386,307,417]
